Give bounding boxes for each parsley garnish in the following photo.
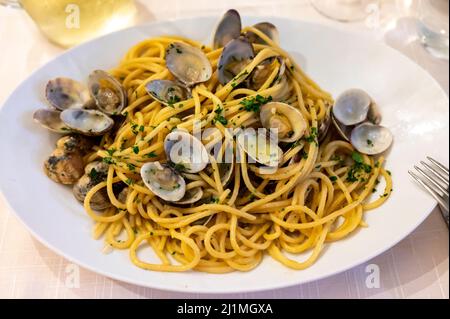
[239,95,272,113]
[304,127,319,145]
[330,176,338,182]
[168,161,186,172]
[127,163,136,171]
[125,178,134,185]
[102,157,115,165]
[106,148,116,156]
[132,146,139,154]
[144,152,157,158]
[346,152,372,182]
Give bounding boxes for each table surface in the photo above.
[0,0,448,299]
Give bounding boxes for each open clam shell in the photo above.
[213,9,242,49]
[260,102,307,143]
[164,130,209,173]
[237,129,283,167]
[88,70,127,115]
[45,77,91,111]
[217,36,255,85]
[60,109,114,136]
[245,22,279,45]
[165,42,212,87]
[141,161,186,202]
[350,123,393,155]
[33,109,71,133]
[145,79,191,107]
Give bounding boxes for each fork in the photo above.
[409,157,449,227]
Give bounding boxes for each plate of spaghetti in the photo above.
[0,10,448,293]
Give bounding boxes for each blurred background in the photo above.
[0,0,448,299]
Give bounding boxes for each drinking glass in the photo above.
[310,0,378,22]
[0,0,136,48]
[417,0,449,60]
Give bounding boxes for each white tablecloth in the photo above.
[0,0,448,299]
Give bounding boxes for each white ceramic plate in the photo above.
[0,16,448,294]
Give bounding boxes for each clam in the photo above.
[217,36,255,85]
[56,134,94,154]
[245,22,279,45]
[213,9,242,49]
[260,102,307,143]
[44,148,85,185]
[60,109,114,136]
[88,70,127,115]
[332,89,393,155]
[46,77,91,111]
[164,130,209,173]
[73,161,111,210]
[145,80,191,107]
[333,89,374,126]
[165,42,212,87]
[175,186,204,205]
[318,106,332,142]
[33,109,70,133]
[141,161,186,202]
[207,138,235,186]
[271,75,291,102]
[350,123,393,155]
[246,56,285,90]
[236,129,283,167]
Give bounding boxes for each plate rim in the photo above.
[0,15,447,294]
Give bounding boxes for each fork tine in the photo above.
[414,165,449,196]
[409,171,449,211]
[428,157,449,175]
[420,161,449,187]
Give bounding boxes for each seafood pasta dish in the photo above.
[33,10,393,273]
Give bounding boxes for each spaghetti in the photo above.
[83,26,392,273]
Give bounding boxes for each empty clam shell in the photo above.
[350,123,393,155]
[260,102,307,143]
[166,42,212,87]
[141,161,186,202]
[213,9,242,49]
[174,186,204,205]
[217,36,255,85]
[60,109,114,136]
[33,109,70,133]
[88,70,127,115]
[333,89,372,126]
[46,77,91,111]
[237,129,283,167]
[145,80,191,107]
[246,22,279,45]
[164,130,209,173]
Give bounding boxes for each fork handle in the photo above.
[439,204,449,227]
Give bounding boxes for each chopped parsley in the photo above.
[139,125,145,132]
[346,152,372,182]
[144,152,158,158]
[212,107,228,125]
[132,146,139,154]
[125,178,134,185]
[167,95,181,107]
[168,161,186,172]
[239,95,272,113]
[88,168,105,184]
[330,176,338,182]
[102,157,115,165]
[106,148,116,156]
[304,127,318,145]
[131,123,139,135]
[127,163,136,171]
